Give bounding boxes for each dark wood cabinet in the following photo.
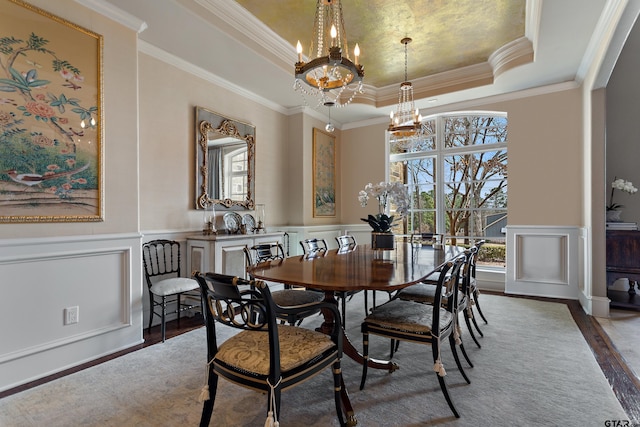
[606,230,640,310]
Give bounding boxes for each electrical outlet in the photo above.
[64,306,79,325]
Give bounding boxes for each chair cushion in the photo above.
[364,299,453,334]
[397,283,466,306]
[216,325,335,375]
[271,289,324,307]
[397,283,438,302]
[150,277,199,296]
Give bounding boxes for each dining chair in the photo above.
[335,234,357,252]
[359,256,469,419]
[468,240,488,327]
[299,237,328,255]
[142,239,201,342]
[244,243,323,326]
[301,237,363,326]
[193,272,347,427]
[395,247,481,353]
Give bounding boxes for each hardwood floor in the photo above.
[1,296,639,425]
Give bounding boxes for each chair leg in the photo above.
[363,291,369,315]
[333,362,346,427]
[266,384,282,425]
[199,372,218,427]
[432,340,460,418]
[161,295,167,343]
[449,334,471,383]
[341,294,347,327]
[147,293,155,334]
[464,310,482,348]
[473,290,488,324]
[177,293,182,325]
[470,309,484,336]
[360,331,369,390]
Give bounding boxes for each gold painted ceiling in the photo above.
[234,0,526,89]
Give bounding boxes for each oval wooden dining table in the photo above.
[247,242,465,426]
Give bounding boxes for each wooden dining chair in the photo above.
[335,234,357,252]
[468,240,488,327]
[301,237,364,326]
[359,256,469,419]
[193,272,347,427]
[299,237,328,255]
[141,239,201,342]
[395,247,481,353]
[244,243,323,326]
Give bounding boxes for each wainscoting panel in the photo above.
[0,233,143,392]
[506,226,580,299]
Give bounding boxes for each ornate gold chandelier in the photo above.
[388,37,423,141]
[294,0,364,108]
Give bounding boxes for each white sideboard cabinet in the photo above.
[186,232,284,279]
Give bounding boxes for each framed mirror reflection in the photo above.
[196,107,255,210]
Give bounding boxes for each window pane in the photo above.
[444,115,507,148]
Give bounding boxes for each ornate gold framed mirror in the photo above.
[195,107,255,210]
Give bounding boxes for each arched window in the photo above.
[389,111,507,267]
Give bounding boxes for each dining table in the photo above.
[247,241,465,426]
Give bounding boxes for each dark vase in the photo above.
[371,232,394,250]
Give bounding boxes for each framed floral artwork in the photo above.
[312,128,336,217]
[0,0,103,222]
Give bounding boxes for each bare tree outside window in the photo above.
[389,113,507,266]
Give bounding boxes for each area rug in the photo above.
[0,294,629,426]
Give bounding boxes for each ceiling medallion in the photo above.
[388,37,423,144]
[294,0,364,109]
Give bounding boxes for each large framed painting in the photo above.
[312,128,336,218]
[0,0,103,223]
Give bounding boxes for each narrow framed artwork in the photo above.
[0,0,103,223]
[312,127,336,217]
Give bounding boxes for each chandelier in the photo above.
[294,0,364,108]
[388,37,422,141]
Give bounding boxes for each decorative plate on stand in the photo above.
[242,214,256,232]
[223,212,243,233]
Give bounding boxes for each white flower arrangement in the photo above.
[358,181,410,232]
[607,177,638,211]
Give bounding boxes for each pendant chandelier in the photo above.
[294,0,364,109]
[388,37,422,141]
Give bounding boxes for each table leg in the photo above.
[319,291,399,372]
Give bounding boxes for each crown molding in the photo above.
[192,0,294,68]
[343,80,580,131]
[577,0,631,87]
[74,0,147,33]
[375,62,495,109]
[138,40,288,115]
[489,37,535,78]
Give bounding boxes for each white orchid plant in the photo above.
[358,181,410,233]
[607,177,638,211]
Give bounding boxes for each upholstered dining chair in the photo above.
[142,239,201,342]
[193,272,347,427]
[359,256,469,419]
[244,243,323,326]
[395,247,481,352]
[468,240,488,328]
